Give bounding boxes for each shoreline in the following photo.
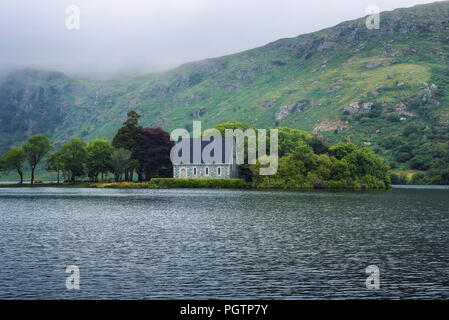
[1,182,448,190]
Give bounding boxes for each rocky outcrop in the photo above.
[393,102,415,117]
[342,102,373,114]
[365,59,397,69]
[419,82,440,105]
[260,99,277,109]
[313,120,350,133]
[274,102,306,121]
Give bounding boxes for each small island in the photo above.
[1,111,391,190]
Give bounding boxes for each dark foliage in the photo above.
[138,128,174,180]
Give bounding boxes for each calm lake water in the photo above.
[0,186,448,299]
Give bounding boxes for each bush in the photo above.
[387,113,401,122]
[89,182,150,188]
[251,142,391,190]
[410,173,431,185]
[410,154,433,170]
[360,117,371,123]
[149,178,248,189]
[390,173,408,185]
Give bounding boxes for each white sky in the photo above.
[0,0,443,77]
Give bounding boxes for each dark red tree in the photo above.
[138,127,174,180]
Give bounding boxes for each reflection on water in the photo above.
[0,187,448,299]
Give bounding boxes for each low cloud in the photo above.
[0,0,439,78]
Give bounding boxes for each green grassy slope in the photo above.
[0,1,448,173]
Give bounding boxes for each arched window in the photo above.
[193,167,197,176]
[217,167,222,176]
[180,168,187,178]
[205,167,209,176]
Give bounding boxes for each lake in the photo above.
[0,186,448,299]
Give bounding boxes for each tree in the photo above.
[123,110,141,128]
[112,111,144,181]
[329,142,358,160]
[58,138,87,181]
[23,134,53,184]
[410,154,433,171]
[250,140,391,190]
[138,128,174,180]
[214,122,257,182]
[1,147,27,184]
[277,127,312,157]
[47,150,65,184]
[110,148,131,182]
[86,138,114,182]
[309,136,329,155]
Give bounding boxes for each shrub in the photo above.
[89,182,150,188]
[410,173,431,185]
[387,113,401,122]
[390,173,408,185]
[149,178,248,189]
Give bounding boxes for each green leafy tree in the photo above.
[110,148,131,182]
[1,147,27,183]
[59,138,87,181]
[86,138,114,182]
[47,149,66,184]
[329,142,358,160]
[277,127,312,157]
[23,134,53,184]
[213,122,258,182]
[251,141,391,190]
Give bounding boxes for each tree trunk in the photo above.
[31,166,35,184]
[137,170,143,182]
[18,169,23,184]
[57,169,60,184]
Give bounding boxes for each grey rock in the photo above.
[275,102,304,121]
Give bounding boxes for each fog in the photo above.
[0,0,441,78]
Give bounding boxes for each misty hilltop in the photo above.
[1,1,448,172]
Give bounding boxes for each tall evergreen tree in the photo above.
[112,111,144,181]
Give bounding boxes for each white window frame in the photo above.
[179,167,187,178]
[193,167,198,176]
[217,167,222,176]
[205,166,210,176]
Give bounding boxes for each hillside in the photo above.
[1,1,448,173]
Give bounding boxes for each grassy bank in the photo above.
[0,182,91,188]
[0,179,249,189]
[88,182,150,189]
[148,178,249,189]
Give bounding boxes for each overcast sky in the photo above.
[0,0,442,78]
